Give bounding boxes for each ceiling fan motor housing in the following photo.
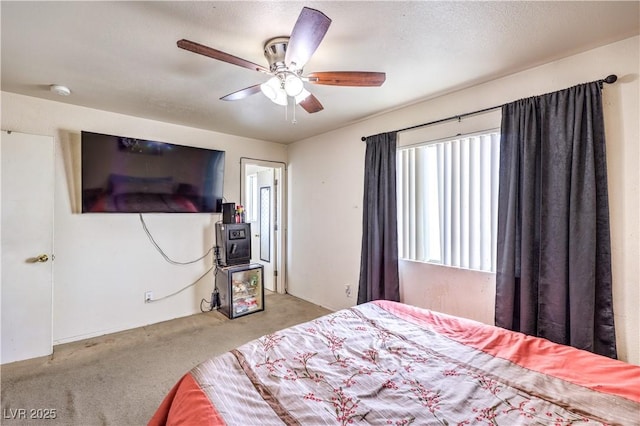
[264,37,295,74]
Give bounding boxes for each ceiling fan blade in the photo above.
[285,7,331,69]
[177,39,269,74]
[220,84,263,101]
[307,72,386,87]
[299,93,324,113]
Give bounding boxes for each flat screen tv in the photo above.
[81,131,225,213]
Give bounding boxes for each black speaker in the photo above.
[215,223,251,267]
[222,202,235,224]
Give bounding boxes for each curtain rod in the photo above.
[361,74,618,141]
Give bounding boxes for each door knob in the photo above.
[36,254,49,263]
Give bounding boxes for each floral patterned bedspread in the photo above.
[149,301,640,426]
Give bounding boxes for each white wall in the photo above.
[287,36,639,365]
[1,92,286,345]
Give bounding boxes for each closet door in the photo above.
[1,130,54,364]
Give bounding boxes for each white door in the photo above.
[1,130,54,364]
[242,160,285,293]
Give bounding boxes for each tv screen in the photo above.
[81,131,225,213]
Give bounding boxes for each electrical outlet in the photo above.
[144,291,153,303]
[345,284,352,298]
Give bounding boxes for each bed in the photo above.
[148,300,640,425]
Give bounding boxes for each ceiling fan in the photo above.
[177,7,385,113]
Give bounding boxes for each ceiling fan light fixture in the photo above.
[295,88,311,104]
[284,74,304,97]
[260,77,287,106]
[273,91,288,106]
[260,78,278,100]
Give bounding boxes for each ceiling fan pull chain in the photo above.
[292,97,298,124]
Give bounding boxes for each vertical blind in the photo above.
[397,131,500,272]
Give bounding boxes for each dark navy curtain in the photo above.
[358,132,400,304]
[495,81,617,358]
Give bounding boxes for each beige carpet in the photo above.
[0,292,331,426]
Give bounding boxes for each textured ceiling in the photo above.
[2,1,638,144]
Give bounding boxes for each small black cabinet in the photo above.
[215,263,264,319]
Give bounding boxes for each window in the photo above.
[397,131,500,272]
